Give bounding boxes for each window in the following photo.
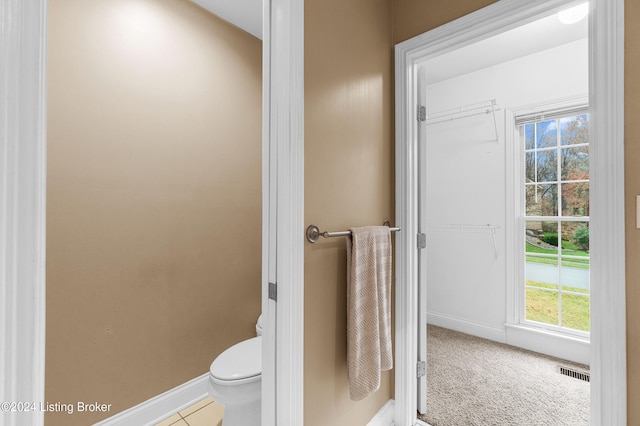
[517,107,590,334]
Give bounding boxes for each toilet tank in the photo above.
[256,314,263,336]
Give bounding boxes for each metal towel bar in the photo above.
[305,221,401,243]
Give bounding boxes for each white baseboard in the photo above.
[427,311,507,343]
[427,312,589,365]
[505,324,590,365]
[94,373,209,426]
[367,399,395,426]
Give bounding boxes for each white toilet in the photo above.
[208,315,263,426]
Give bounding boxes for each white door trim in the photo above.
[262,0,305,425]
[0,1,48,425]
[1,0,305,424]
[394,1,625,425]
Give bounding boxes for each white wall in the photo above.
[424,39,588,350]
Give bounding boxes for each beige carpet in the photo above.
[420,325,590,426]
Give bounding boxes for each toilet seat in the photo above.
[210,336,262,383]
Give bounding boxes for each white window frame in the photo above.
[513,102,591,340]
[395,0,625,425]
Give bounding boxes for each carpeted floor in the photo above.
[420,325,590,426]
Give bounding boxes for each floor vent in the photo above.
[558,365,590,382]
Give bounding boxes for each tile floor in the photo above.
[154,397,223,426]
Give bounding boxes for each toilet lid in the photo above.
[210,336,262,381]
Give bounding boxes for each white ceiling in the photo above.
[423,11,588,85]
[191,0,262,39]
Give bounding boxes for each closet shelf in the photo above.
[427,224,500,259]
[425,99,500,142]
[427,224,500,232]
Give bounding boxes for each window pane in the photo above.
[525,152,535,183]
[537,149,557,182]
[524,123,535,150]
[561,182,589,216]
[560,114,589,146]
[526,184,558,216]
[526,220,559,251]
[526,287,558,326]
[560,261,590,293]
[525,260,559,290]
[561,145,589,181]
[536,119,557,148]
[561,221,589,253]
[561,294,590,331]
[525,220,560,296]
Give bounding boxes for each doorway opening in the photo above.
[394,0,625,425]
[417,7,589,424]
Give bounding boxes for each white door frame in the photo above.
[0,1,48,425]
[0,0,305,424]
[262,0,305,425]
[394,1,625,425]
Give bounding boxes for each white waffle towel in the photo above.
[346,226,393,401]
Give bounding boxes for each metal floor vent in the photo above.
[558,365,590,382]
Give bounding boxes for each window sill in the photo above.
[504,323,590,365]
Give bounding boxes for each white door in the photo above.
[262,1,305,425]
[416,64,428,415]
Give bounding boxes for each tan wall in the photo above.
[304,0,394,424]
[625,0,640,423]
[46,0,262,424]
[392,0,640,423]
[392,0,497,43]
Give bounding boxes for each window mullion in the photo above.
[534,124,538,202]
[556,120,563,328]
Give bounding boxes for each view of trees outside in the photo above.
[522,112,590,332]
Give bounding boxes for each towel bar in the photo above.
[305,221,401,243]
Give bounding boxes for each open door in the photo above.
[261,1,304,425]
[416,64,428,415]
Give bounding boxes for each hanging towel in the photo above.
[346,226,393,401]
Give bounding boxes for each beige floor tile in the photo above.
[154,413,186,426]
[183,400,224,426]
[179,396,214,418]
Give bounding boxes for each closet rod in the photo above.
[427,224,500,232]
[425,99,500,142]
[305,221,400,243]
[427,224,499,259]
[425,99,497,123]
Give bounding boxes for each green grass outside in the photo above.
[526,242,590,269]
[526,280,590,332]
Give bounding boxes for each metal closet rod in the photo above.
[425,99,498,123]
[427,224,500,259]
[425,98,500,143]
[305,221,401,243]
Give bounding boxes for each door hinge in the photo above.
[417,233,426,250]
[417,360,426,378]
[268,282,277,301]
[417,105,426,122]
